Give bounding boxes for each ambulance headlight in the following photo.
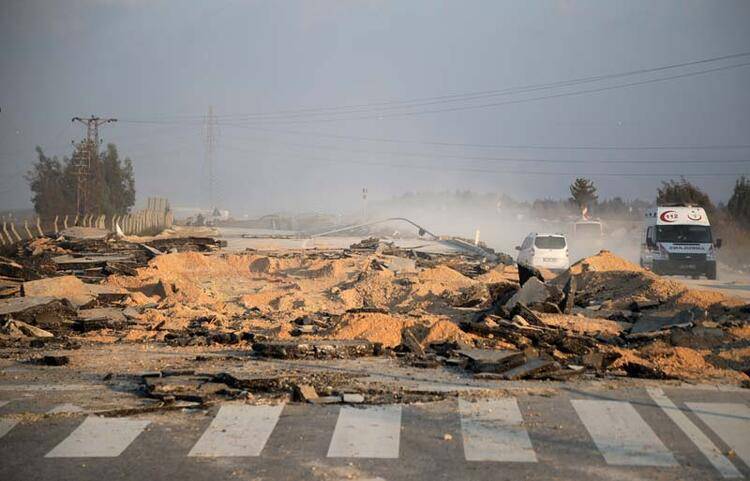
[707,246,716,260]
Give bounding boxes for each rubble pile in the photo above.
[450,251,750,383]
[1,228,749,401]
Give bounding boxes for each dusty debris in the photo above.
[252,339,382,359]
[518,263,544,286]
[2,231,750,401]
[457,348,526,373]
[0,319,54,338]
[40,354,69,366]
[293,383,319,402]
[23,275,128,308]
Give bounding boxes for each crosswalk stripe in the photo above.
[0,419,19,439]
[458,397,537,462]
[572,399,677,466]
[188,403,284,457]
[687,402,750,470]
[647,388,741,478]
[327,406,402,458]
[45,416,150,457]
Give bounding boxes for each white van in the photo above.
[640,205,721,279]
[516,233,570,272]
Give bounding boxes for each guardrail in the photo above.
[0,198,174,246]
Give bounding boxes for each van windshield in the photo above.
[535,236,566,249]
[656,225,712,243]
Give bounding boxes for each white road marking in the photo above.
[687,402,750,470]
[0,419,18,439]
[0,384,102,392]
[458,397,537,462]
[188,403,284,457]
[327,405,402,458]
[0,400,10,409]
[47,404,85,415]
[45,416,150,457]
[647,388,741,478]
[572,399,677,466]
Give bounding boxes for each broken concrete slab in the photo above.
[0,296,64,316]
[582,351,622,370]
[0,297,77,333]
[342,393,365,404]
[0,319,54,338]
[252,339,382,359]
[40,354,69,366]
[629,308,706,335]
[400,328,426,357]
[629,299,660,312]
[499,357,556,380]
[143,374,230,402]
[518,263,544,286]
[74,308,128,332]
[504,277,552,311]
[510,303,546,327]
[457,348,526,373]
[23,275,128,308]
[293,383,319,402]
[559,275,577,314]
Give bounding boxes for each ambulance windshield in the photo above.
[656,225,712,243]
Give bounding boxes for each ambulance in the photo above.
[640,205,721,279]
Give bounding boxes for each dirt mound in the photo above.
[475,264,519,284]
[420,319,475,345]
[570,250,643,274]
[640,341,747,381]
[556,250,742,311]
[671,288,745,310]
[539,313,630,337]
[411,265,475,297]
[331,312,417,347]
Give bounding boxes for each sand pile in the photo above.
[331,312,418,347]
[411,265,475,297]
[558,250,742,312]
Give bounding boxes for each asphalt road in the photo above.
[680,267,750,302]
[1,384,748,481]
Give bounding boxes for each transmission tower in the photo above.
[71,115,117,215]
[204,106,217,210]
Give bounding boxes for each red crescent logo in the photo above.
[659,210,678,222]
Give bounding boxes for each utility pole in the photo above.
[362,187,368,222]
[204,106,217,211]
[71,115,117,216]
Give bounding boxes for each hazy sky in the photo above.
[1,0,749,216]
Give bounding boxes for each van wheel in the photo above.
[707,265,717,280]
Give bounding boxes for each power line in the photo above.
[218,61,750,124]
[118,50,750,122]
[218,143,749,178]
[219,128,750,163]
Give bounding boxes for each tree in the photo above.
[657,178,714,213]
[25,143,135,217]
[569,177,598,211]
[727,176,750,228]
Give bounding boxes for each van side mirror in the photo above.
[514,245,521,251]
[715,238,722,249]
